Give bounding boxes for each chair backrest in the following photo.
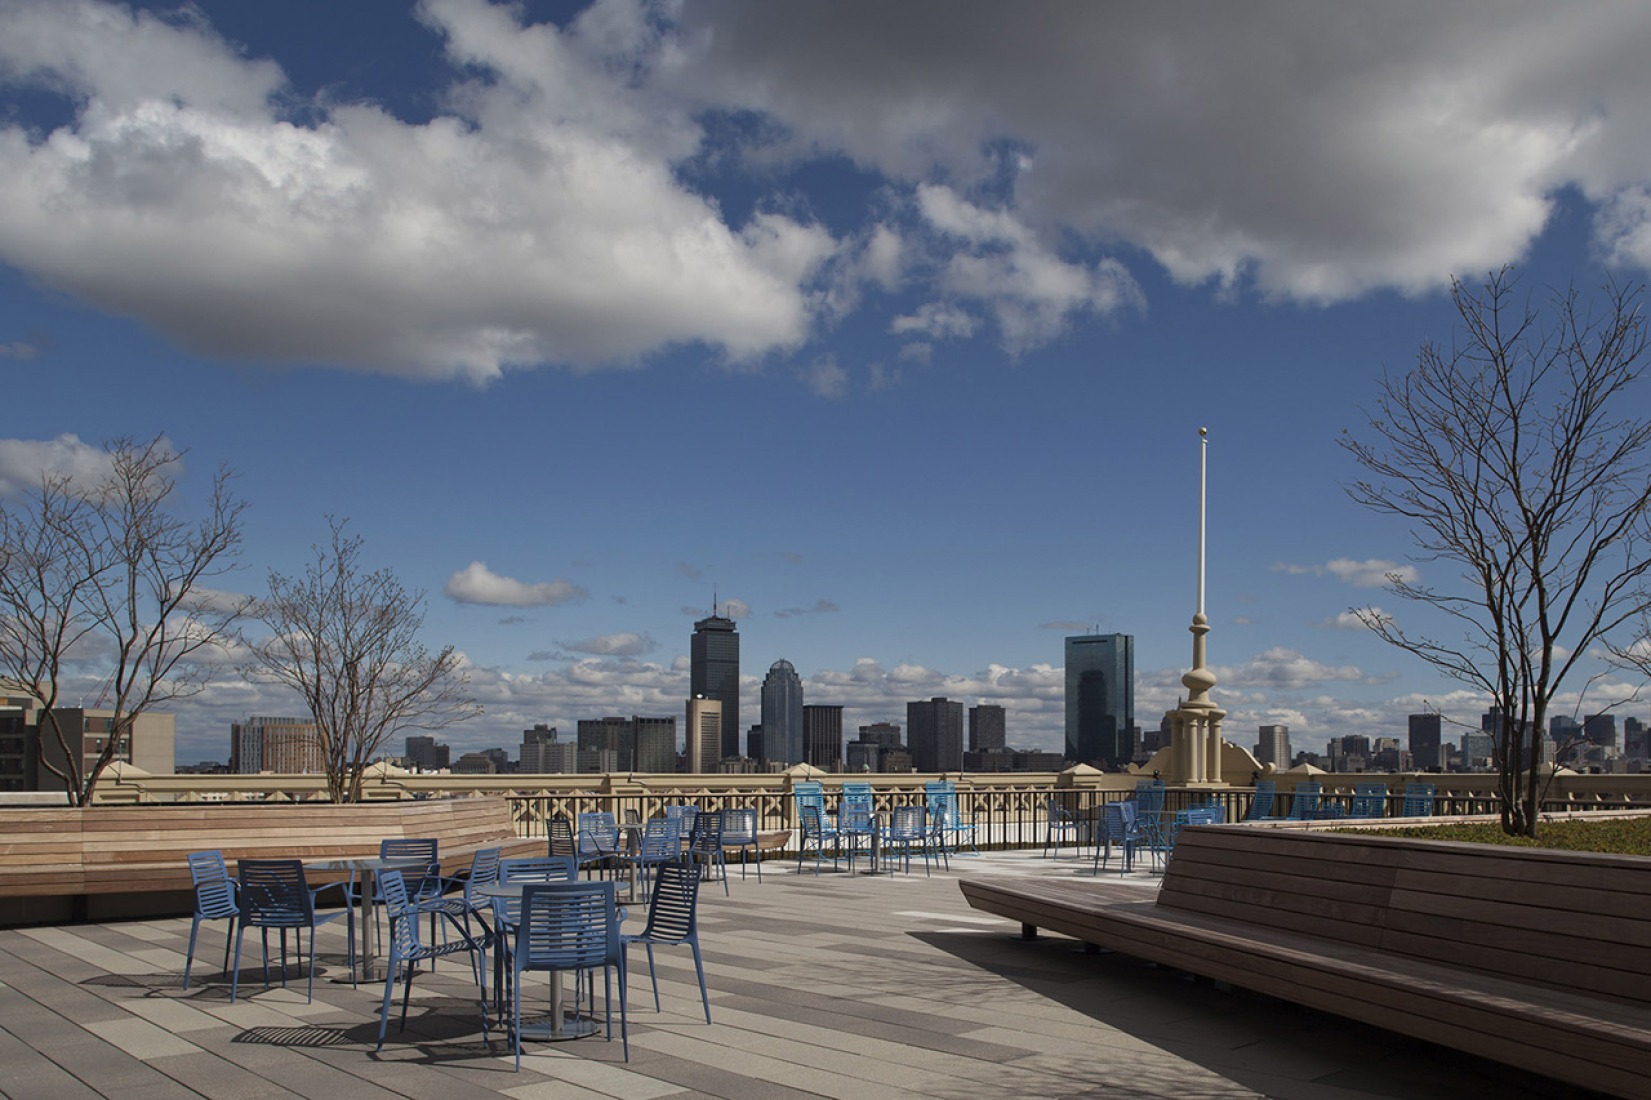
[187,850,237,918]
[1348,783,1388,819]
[501,856,578,883]
[377,869,429,956]
[800,803,827,838]
[622,807,642,826]
[642,859,702,941]
[1045,797,1072,822]
[1246,780,1276,821]
[792,782,825,818]
[1402,782,1436,817]
[577,812,619,855]
[721,807,757,843]
[380,837,438,863]
[1101,801,1134,841]
[464,846,503,900]
[840,781,873,814]
[887,805,925,839]
[840,803,875,834]
[237,859,314,928]
[1134,780,1166,814]
[637,816,681,858]
[689,810,723,854]
[1289,782,1323,819]
[518,882,618,970]
[548,814,577,857]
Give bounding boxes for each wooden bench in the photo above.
[959,823,1651,1099]
[0,796,542,923]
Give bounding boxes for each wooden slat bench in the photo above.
[0,796,542,924]
[959,823,1651,1099]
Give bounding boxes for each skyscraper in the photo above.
[1408,714,1443,770]
[686,695,722,774]
[691,611,740,762]
[969,704,1006,752]
[802,704,843,769]
[1064,633,1134,767]
[907,697,964,772]
[761,659,804,765]
[1255,724,1291,767]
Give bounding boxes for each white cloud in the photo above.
[774,600,839,619]
[443,562,588,607]
[801,354,848,399]
[560,632,657,657]
[0,0,834,383]
[1321,608,1385,630]
[1275,558,1417,588]
[1212,647,1366,691]
[667,3,1651,302]
[890,301,978,341]
[0,433,116,496]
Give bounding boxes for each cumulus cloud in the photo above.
[0,0,835,383]
[801,354,848,398]
[1212,647,1366,691]
[444,562,588,607]
[0,433,117,496]
[667,3,1651,301]
[1275,558,1418,588]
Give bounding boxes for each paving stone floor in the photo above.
[0,848,1599,1099]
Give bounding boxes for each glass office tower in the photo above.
[1064,633,1134,768]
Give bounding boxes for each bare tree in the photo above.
[247,518,478,802]
[1342,270,1651,836]
[0,436,246,805]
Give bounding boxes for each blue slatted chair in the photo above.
[1347,783,1388,819]
[622,859,710,1023]
[838,801,879,873]
[925,781,979,856]
[797,804,839,874]
[718,807,763,882]
[511,882,627,1070]
[417,846,502,964]
[548,814,577,859]
[183,850,238,991]
[1091,802,1141,875]
[688,810,727,895]
[664,803,699,839]
[621,817,681,897]
[1402,782,1436,817]
[232,859,351,1003]
[576,812,623,879]
[1245,779,1278,821]
[374,868,490,1051]
[1042,798,1080,857]
[1287,782,1324,820]
[882,805,936,876]
[1133,779,1168,848]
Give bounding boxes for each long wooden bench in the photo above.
[0,796,542,923]
[959,823,1651,1099]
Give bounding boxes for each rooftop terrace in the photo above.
[0,849,1590,1100]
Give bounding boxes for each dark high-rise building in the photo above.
[907,697,964,772]
[578,717,635,768]
[802,704,843,769]
[1409,714,1443,770]
[969,704,1006,752]
[760,659,804,765]
[1255,725,1291,767]
[1584,713,1618,750]
[1064,633,1134,767]
[1626,718,1648,763]
[633,716,677,773]
[691,612,740,762]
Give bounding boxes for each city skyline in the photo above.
[5,2,1651,765]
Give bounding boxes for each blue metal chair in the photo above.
[882,805,936,876]
[510,882,627,1069]
[548,814,577,859]
[688,810,728,895]
[1245,779,1278,821]
[838,802,879,873]
[622,859,710,1023]
[1402,782,1436,817]
[374,868,491,1051]
[1091,802,1141,874]
[621,817,681,898]
[1347,783,1388,819]
[1133,779,1168,848]
[231,858,351,1003]
[797,804,839,874]
[925,781,979,856]
[183,850,238,991]
[417,846,502,963]
[1042,798,1080,857]
[664,803,699,838]
[576,812,623,879]
[1287,782,1324,820]
[718,807,763,882]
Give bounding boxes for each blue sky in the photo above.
[2,0,1649,764]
